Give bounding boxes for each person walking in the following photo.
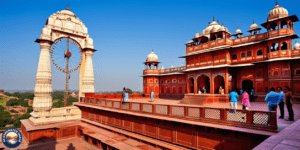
[250,88,255,102]
[284,86,294,121]
[229,89,239,113]
[242,90,250,110]
[150,89,154,102]
[277,87,285,119]
[121,87,125,102]
[265,87,280,125]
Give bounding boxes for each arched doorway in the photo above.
[197,75,210,94]
[242,80,253,94]
[214,75,224,94]
[189,78,194,93]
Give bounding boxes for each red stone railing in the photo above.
[143,69,159,75]
[85,93,144,99]
[159,66,186,74]
[79,98,278,132]
[186,28,294,55]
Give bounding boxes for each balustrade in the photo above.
[78,98,278,131]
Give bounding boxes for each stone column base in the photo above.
[29,106,81,125]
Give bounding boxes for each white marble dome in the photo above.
[217,26,226,32]
[250,21,259,30]
[146,51,158,62]
[267,3,288,21]
[194,32,200,38]
[201,21,222,36]
[160,66,165,69]
[235,28,242,34]
[40,6,94,49]
[171,65,174,68]
[295,42,300,50]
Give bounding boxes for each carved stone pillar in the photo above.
[81,50,95,97]
[32,41,53,112]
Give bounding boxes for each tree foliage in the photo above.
[0,109,12,127]
[10,109,19,113]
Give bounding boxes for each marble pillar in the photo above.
[81,50,95,97]
[32,41,53,112]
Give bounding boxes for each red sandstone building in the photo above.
[143,2,300,103]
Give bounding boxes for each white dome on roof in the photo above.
[160,66,165,69]
[171,65,174,68]
[267,2,288,21]
[295,42,300,50]
[194,32,200,38]
[250,21,259,30]
[235,27,242,34]
[201,21,222,36]
[217,26,226,32]
[146,50,158,62]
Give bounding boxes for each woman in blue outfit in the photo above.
[124,89,129,102]
[150,89,154,102]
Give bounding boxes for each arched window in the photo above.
[241,53,246,58]
[270,23,278,30]
[281,42,288,50]
[210,35,216,41]
[281,21,287,29]
[289,22,293,29]
[217,34,223,39]
[161,80,164,84]
[232,54,237,60]
[271,43,279,52]
[247,51,252,57]
[200,37,208,43]
[257,50,263,56]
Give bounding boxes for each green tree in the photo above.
[6,99,19,106]
[3,92,12,97]
[0,105,5,112]
[0,111,12,127]
[127,88,133,94]
[53,100,65,108]
[10,109,19,113]
[26,107,33,114]
[13,113,30,128]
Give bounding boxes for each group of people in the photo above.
[121,87,129,102]
[229,88,257,113]
[265,86,294,121]
[229,86,294,122]
[198,87,207,94]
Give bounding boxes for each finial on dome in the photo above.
[253,21,255,24]
[208,21,210,24]
[237,26,239,29]
[152,49,153,52]
[66,3,70,10]
[213,16,215,21]
[276,0,278,5]
[217,19,219,23]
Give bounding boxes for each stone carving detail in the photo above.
[188,75,194,79]
[196,72,210,79]
[213,72,225,78]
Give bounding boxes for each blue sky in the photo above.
[0,0,300,92]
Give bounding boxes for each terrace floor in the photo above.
[106,98,300,131]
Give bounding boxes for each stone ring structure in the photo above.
[50,37,82,73]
